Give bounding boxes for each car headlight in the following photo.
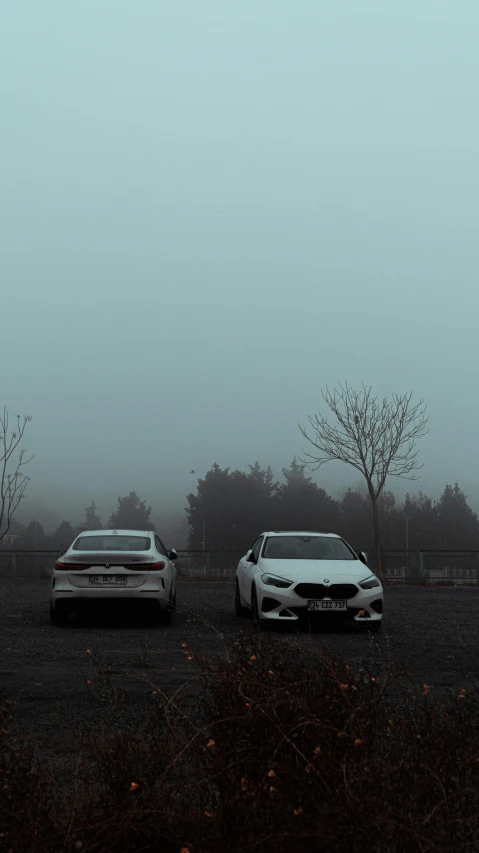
[261,573,293,589]
[359,575,381,590]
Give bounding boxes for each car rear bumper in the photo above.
[51,572,170,609]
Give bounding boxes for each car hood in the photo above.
[258,558,371,583]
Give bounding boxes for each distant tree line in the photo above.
[3,492,155,552]
[1,386,440,564]
[3,463,478,555]
[186,460,479,553]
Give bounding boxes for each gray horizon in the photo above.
[2,1,478,532]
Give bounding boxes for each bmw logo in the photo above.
[105,562,110,569]
[323,579,330,583]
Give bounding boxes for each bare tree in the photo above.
[300,384,428,579]
[0,409,33,545]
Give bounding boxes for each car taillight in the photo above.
[123,561,165,570]
[125,560,166,572]
[55,561,91,571]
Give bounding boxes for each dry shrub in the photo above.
[0,692,59,853]
[0,631,478,853]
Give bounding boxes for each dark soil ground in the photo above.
[1,580,477,768]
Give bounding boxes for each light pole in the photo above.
[404,515,411,573]
[190,469,206,554]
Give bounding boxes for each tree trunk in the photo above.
[371,498,384,581]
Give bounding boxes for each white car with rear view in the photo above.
[235,531,383,630]
[50,529,177,625]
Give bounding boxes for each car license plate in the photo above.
[308,600,347,611]
[89,575,127,585]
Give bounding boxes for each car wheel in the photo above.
[235,580,248,617]
[50,601,69,626]
[157,588,175,626]
[251,585,265,628]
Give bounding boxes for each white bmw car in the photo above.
[50,529,177,625]
[235,531,383,630]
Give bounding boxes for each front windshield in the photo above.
[262,536,355,561]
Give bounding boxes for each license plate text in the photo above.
[308,600,347,611]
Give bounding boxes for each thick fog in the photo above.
[2,1,479,533]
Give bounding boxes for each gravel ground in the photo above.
[1,580,478,765]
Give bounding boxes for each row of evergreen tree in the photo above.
[7,492,154,551]
[185,460,479,552]
[4,460,479,552]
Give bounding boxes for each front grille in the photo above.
[294,583,358,600]
[329,584,358,599]
[294,583,327,599]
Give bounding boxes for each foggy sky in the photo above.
[2,1,479,528]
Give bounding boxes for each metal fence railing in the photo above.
[0,551,62,580]
[380,550,479,584]
[175,550,244,578]
[0,549,477,584]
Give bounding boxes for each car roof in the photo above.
[260,531,341,538]
[76,529,155,537]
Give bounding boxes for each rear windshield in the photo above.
[73,535,151,552]
[262,536,355,561]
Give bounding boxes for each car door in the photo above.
[238,537,263,606]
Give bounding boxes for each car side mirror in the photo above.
[168,549,178,561]
[358,551,368,565]
[245,549,255,563]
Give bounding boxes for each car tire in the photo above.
[251,585,265,628]
[157,588,175,626]
[235,580,248,617]
[50,601,69,626]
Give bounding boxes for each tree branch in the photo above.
[0,410,33,543]
[299,385,429,577]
